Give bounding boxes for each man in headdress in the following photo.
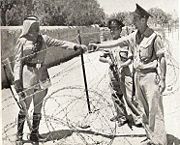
[90,4,167,145]
[13,16,87,144]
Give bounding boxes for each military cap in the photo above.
[133,4,152,18]
[107,19,125,29]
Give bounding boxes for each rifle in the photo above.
[108,51,134,129]
[113,52,139,112]
[3,58,32,131]
[108,51,123,82]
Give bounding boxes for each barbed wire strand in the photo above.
[2,28,180,145]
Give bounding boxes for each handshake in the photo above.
[88,42,99,52]
[74,43,99,53]
[74,44,88,52]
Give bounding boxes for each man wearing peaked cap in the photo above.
[107,19,125,29]
[90,3,167,145]
[108,19,125,40]
[133,4,152,19]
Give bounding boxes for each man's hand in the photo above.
[135,62,144,70]
[88,43,99,51]
[158,79,166,93]
[80,44,88,53]
[74,44,87,53]
[103,49,110,55]
[108,60,113,66]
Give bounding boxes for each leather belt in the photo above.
[136,68,157,74]
[26,63,42,68]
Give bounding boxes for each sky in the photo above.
[97,0,179,17]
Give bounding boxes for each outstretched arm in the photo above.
[43,35,87,51]
[89,36,131,51]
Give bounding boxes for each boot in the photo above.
[30,113,45,142]
[16,114,26,145]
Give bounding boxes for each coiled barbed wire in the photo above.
[2,28,180,145]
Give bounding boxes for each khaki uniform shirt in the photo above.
[111,27,165,70]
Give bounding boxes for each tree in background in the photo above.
[63,0,105,26]
[148,8,174,27]
[109,12,132,26]
[108,8,176,29]
[1,0,39,26]
[40,0,105,26]
[1,0,105,26]
[1,0,176,27]
[40,0,66,26]
[0,0,16,25]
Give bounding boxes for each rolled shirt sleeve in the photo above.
[100,50,110,58]
[43,35,77,50]
[154,35,166,58]
[100,53,106,58]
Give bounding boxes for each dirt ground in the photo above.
[1,29,180,145]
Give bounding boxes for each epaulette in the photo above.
[154,31,163,39]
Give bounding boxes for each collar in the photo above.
[138,26,154,38]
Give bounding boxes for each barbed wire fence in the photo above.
[2,25,180,145]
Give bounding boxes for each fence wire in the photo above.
[2,27,180,145]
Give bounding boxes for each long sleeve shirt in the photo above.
[14,35,77,81]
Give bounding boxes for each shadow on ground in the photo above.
[41,129,73,141]
[40,130,180,144]
[167,134,180,145]
[40,128,146,143]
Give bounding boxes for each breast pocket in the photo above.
[139,44,153,62]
